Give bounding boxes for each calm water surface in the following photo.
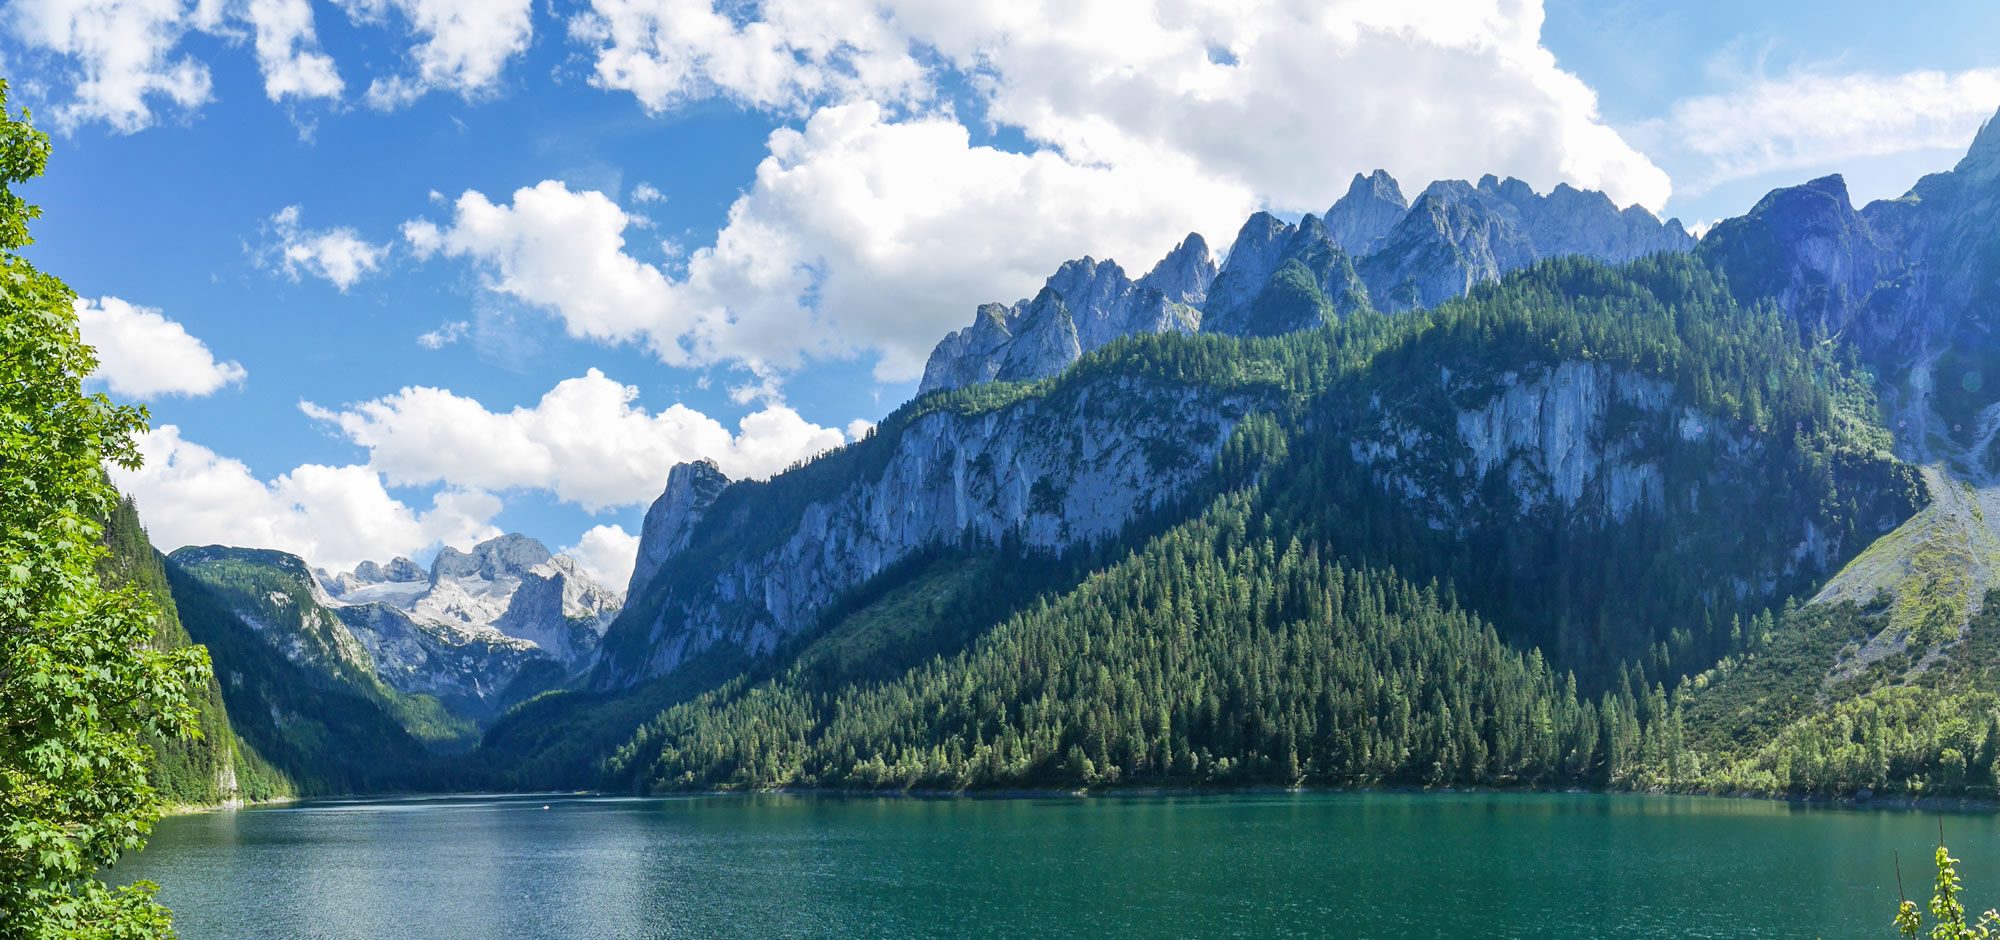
[115,791,1992,938]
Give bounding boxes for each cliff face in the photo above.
[598,373,1268,685]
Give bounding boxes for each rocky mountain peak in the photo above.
[629,458,731,598]
[348,556,424,585]
[1137,233,1216,305]
[918,170,1695,391]
[1959,107,2000,179]
[1326,169,1408,255]
[430,533,553,584]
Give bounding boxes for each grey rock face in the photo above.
[430,533,552,584]
[916,240,1214,394]
[1325,169,1408,255]
[920,171,1692,390]
[997,287,1083,383]
[325,532,626,692]
[628,458,730,599]
[599,373,1269,686]
[496,556,623,663]
[1138,233,1217,308]
[1201,212,1295,324]
[1700,107,2000,464]
[332,555,425,594]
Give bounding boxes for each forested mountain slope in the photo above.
[98,498,290,806]
[503,254,1916,791]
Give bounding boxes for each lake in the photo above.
[114,791,1988,938]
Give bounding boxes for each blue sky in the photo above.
[5,0,1997,587]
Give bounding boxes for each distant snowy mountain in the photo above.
[320,533,623,667]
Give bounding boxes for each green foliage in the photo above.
[1670,593,2000,798]
[0,80,207,937]
[97,499,291,807]
[1898,845,2000,939]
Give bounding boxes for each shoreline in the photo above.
[160,782,2000,816]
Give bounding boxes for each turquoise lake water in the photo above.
[114,791,1994,938]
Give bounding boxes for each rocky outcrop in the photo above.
[1325,170,1408,256]
[1348,361,1698,527]
[917,240,1213,394]
[497,555,624,662]
[628,458,730,599]
[430,533,552,583]
[920,171,1692,391]
[599,374,1269,685]
[1698,175,1889,344]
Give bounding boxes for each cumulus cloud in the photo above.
[628,181,665,204]
[569,0,1669,212]
[402,0,1671,382]
[1637,67,2000,195]
[567,0,927,114]
[562,523,640,590]
[267,205,390,290]
[337,0,534,108]
[934,0,1669,213]
[5,0,214,132]
[404,104,1255,379]
[301,368,848,510]
[112,424,502,572]
[246,0,343,101]
[75,296,246,398]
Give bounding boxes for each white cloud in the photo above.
[113,424,502,572]
[268,205,389,290]
[568,0,1669,213]
[246,0,343,101]
[75,296,246,398]
[400,182,682,349]
[301,368,848,510]
[405,103,1254,379]
[1639,67,2000,195]
[407,0,1672,383]
[923,0,1669,214]
[567,0,926,115]
[417,319,469,349]
[562,523,639,590]
[338,0,534,108]
[6,0,213,132]
[629,181,665,204]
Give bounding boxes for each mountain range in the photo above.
[118,107,2000,802]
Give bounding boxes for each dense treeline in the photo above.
[97,498,291,805]
[607,490,1706,792]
